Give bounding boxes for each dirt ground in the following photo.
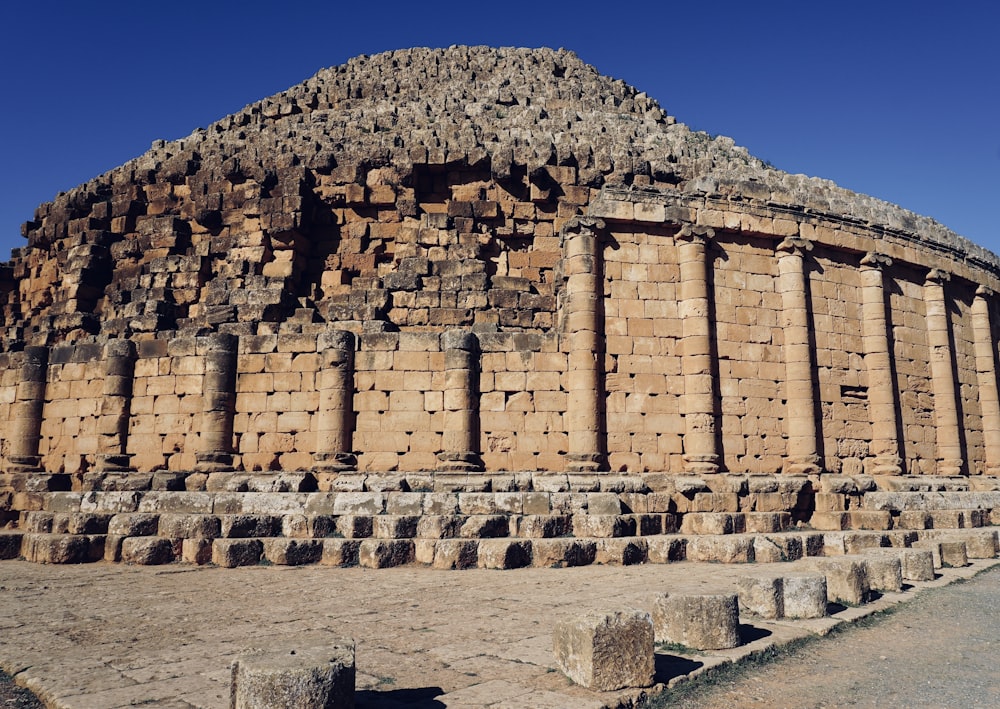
[655,565,1000,708]
[0,558,996,708]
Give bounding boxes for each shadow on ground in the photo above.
[356,686,446,708]
[654,653,703,682]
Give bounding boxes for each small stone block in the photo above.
[653,593,740,650]
[552,609,654,691]
[264,539,323,566]
[432,539,478,569]
[121,537,175,565]
[781,573,828,619]
[358,539,413,568]
[477,540,531,569]
[939,541,968,568]
[182,538,213,565]
[231,640,355,709]
[685,535,754,563]
[213,539,263,568]
[862,554,903,593]
[866,548,934,582]
[320,539,359,567]
[737,575,783,619]
[812,557,870,606]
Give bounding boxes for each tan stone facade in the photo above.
[1,47,998,566]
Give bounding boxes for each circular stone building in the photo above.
[1,47,998,567]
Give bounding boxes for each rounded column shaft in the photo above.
[96,339,137,472]
[924,269,963,475]
[195,333,238,473]
[859,253,902,474]
[972,286,1000,474]
[437,330,482,471]
[314,330,357,472]
[776,238,822,475]
[677,224,719,474]
[562,217,607,472]
[7,346,48,472]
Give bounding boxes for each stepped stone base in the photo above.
[1,473,998,572]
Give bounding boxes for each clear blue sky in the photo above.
[1,1,997,257]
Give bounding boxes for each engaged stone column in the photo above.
[859,253,902,475]
[7,346,49,472]
[437,330,483,472]
[195,333,238,473]
[314,330,357,472]
[776,238,822,475]
[924,269,963,475]
[677,224,719,474]
[96,339,137,472]
[562,217,607,472]
[972,286,1000,474]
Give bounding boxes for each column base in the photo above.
[936,459,965,476]
[195,451,234,473]
[6,455,43,473]
[566,452,606,473]
[95,453,135,473]
[783,456,823,475]
[870,455,902,476]
[683,454,719,475]
[313,452,358,473]
[436,451,484,472]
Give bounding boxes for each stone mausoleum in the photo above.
[1,47,998,569]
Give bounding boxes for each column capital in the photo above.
[926,268,951,285]
[776,237,813,255]
[676,223,716,244]
[976,284,994,298]
[860,251,893,270]
[559,216,606,242]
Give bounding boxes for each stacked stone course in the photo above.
[1,46,999,567]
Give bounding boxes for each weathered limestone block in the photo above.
[780,573,828,619]
[108,513,160,536]
[182,538,213,564]
[22,533,103,564]
[861,554,903,593]
[685,535,754,563]
[264,539,323,566]
[213,539,264,568]
[0,533,22,559]
[571,514,636,538]
[653,593,740,650]
[737,575,783,619]
[121,537,175,565]
[594,538,648,565]
[231,640,355,709]
[864,548,934,582]
[914,539,969,568]
[552,609,654,691]
[220,515,282,538]
[358,539,413,568]
[321,539,360,567]
[158,513,221,539]
[512,515,571,538]
[811,557,869,605]
[680,512,743,535]
[646,537,687,564]
[752,535,803,563]
[531,539,597,568]
[431,539,479,569]
[477,539,532,569]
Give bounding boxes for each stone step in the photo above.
[9,527,997,571]
[863,491,1000,512]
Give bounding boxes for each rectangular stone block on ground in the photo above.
[553,609,654,691]
[865,548,934,582]
[358,539,414,568]
[231,640,355,709]
[652,593,740,650]
[781,572,828,618]
[737,574,783,619]
[810,557,870,606]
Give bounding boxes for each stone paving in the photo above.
[0,558,996,708]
